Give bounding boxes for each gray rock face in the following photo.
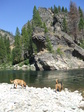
[33,31,84,70]
[35,52,84,70]
[38,7,53,28]
[35,53,57,70]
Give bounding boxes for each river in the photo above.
[0,69,84,92]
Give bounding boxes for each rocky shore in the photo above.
[0,83,84,112]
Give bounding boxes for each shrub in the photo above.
[24,59,29,65]
[46,36,53,53]
[56,48,63,55]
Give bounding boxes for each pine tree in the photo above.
[79,7,83,18]
[15,27,21,46]
[46,36,53,53]
[4,37,11,61]
[43,23,48,33]
[27,21,33,57]
[21,27,27,44]
[12,27,22,64]
[79,17,84,31]
[62,17,68,33]
[62,7,65,12]
[33,6,42,27]
[0,37,7,63]
[22,27,29,51]
[58,6,61,12]
[51,6,54,13]
[54,5,58,14]
[22,21,37,60]
[78,7,84,31]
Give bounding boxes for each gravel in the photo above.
[0,83,84,112]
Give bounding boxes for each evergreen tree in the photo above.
[21,27,27,44]
[15,27,21,46]
[46,36,53,53]
[62,17,68,33]
[12,27,22,64]
[54,5,58,14]
[62,7,65,12]
[43,23,48,33]
[27,21,33,57]
[78,7,84,31]
[79,17,84,31]
[79,7,83,18]
[58,6,61,12]
[22,27,29,51]
[32,43,37,54]
[22,21,37,60]
[0,37,7,63]
[4,37,11,61]
[65,8,68,13]
[33,6,42,27]
[51,6,54,13]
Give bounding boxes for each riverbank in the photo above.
[0,83,84,112]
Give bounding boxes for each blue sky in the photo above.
[0,0,84,35]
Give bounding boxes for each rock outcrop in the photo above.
[33,29,84,70]
[23,7,84,70]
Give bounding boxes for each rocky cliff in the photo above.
[24,7,84,70]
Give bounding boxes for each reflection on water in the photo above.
[0,69,84,92]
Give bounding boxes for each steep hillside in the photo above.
[21,7,84,70]
[0,29,14,45]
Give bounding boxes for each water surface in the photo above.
[0,69,84,92]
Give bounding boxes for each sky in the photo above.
[0,0,84,35]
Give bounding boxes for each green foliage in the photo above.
[12,47,22,64]
[54,5,58,14]
[79,7,83,18]
[32,43,37,54]
[51,6,54,13]
[80,40,84,49]
[43,23,48,33]
[58,6,61,12]
[33,6,42,27]
[27,21,33,57]
[12,27,22,65]
[78,7,84,31]
[65,8,68,13]
[0,37,7,63]
[15,27,21,47]
[61,7,68,13]
[22,21,37,59]
[62,17,68,33]
[56,48,63,55]
[46,36,53,53]
[4,37,11,61]
[0,33,11,64]
[78,17,84,31]
[24,59,29,65]
[62,7,65,12]
[21,27,28,45]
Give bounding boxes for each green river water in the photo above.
[0,69,84,93]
